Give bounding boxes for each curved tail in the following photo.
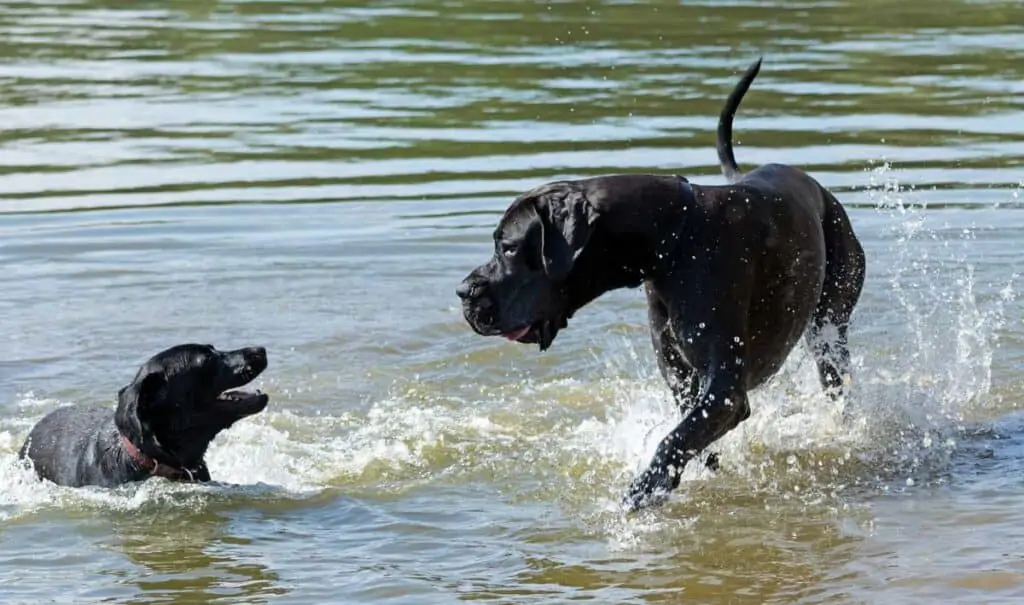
[716,57,763,183]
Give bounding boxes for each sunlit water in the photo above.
[1,1,1023,603]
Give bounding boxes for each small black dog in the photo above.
[19,344,269,488]
[457,58,865,510]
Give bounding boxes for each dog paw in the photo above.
[621,468,675,512]
[703,452,720,472]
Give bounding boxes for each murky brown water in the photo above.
[1,0,1023,603]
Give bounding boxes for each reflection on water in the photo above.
[1,0,1022,215]
[0,0,1022,603]
[113,512,286,604]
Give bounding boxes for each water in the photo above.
[1,0,1022,602]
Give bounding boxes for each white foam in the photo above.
[0,388,520,521]
[556,167,1016,545]
[0,169,1013,538]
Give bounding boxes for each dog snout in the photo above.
[245,346,267,364]
[457,278,496,309]
[457,277,499,331]
[457,278,488,302]
[236,346,268,376]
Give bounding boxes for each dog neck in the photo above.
[120,434,198,481]
[561,174,699,317]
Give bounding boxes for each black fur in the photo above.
[456,57,866,511]
[18,344,269,488]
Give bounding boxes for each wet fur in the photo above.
[18,344,269,488]
[457,57,866,510]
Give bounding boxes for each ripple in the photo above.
[1,0,1024,603]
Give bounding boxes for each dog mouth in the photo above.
[500,318,566,351]
[217,350,272,417]
[217,361,269,415]
[501,325,533,342]
[216,387,269,415]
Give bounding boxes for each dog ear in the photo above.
[114,372,166,446]
[533,185,599,280]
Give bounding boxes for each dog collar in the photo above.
[120,434,197,481]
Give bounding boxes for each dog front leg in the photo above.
[648,293,722,473]
[646,288,701,412]
[623,377,749,511]
[653,344,720,473]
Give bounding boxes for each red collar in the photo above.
[120,434,195,481]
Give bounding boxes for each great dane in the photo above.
[456,57,866,511]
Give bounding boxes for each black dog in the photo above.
[456,58,865,510]
[19,344,269,488]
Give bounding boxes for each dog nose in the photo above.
[245,347,267,364]
[456,280,479,300]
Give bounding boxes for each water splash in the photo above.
[0,399,323,522]
[566,164,1017,545]
[0,169,1015,542]
[0,389,520,520]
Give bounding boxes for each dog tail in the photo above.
[716,57,763,183]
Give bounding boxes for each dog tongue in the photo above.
[502,326,531,341]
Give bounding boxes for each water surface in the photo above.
[1,0,1023,603]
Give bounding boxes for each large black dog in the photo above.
[456,58,866,510]
[19,344,269,488]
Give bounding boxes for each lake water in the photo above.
[1,1,1023,603]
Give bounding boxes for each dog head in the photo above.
[114,343,269,470]
[456,181,598,351]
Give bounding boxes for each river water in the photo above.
[1,1,1023,603]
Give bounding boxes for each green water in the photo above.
[1,1,1023,603]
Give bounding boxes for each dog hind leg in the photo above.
[804,193,866,414]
